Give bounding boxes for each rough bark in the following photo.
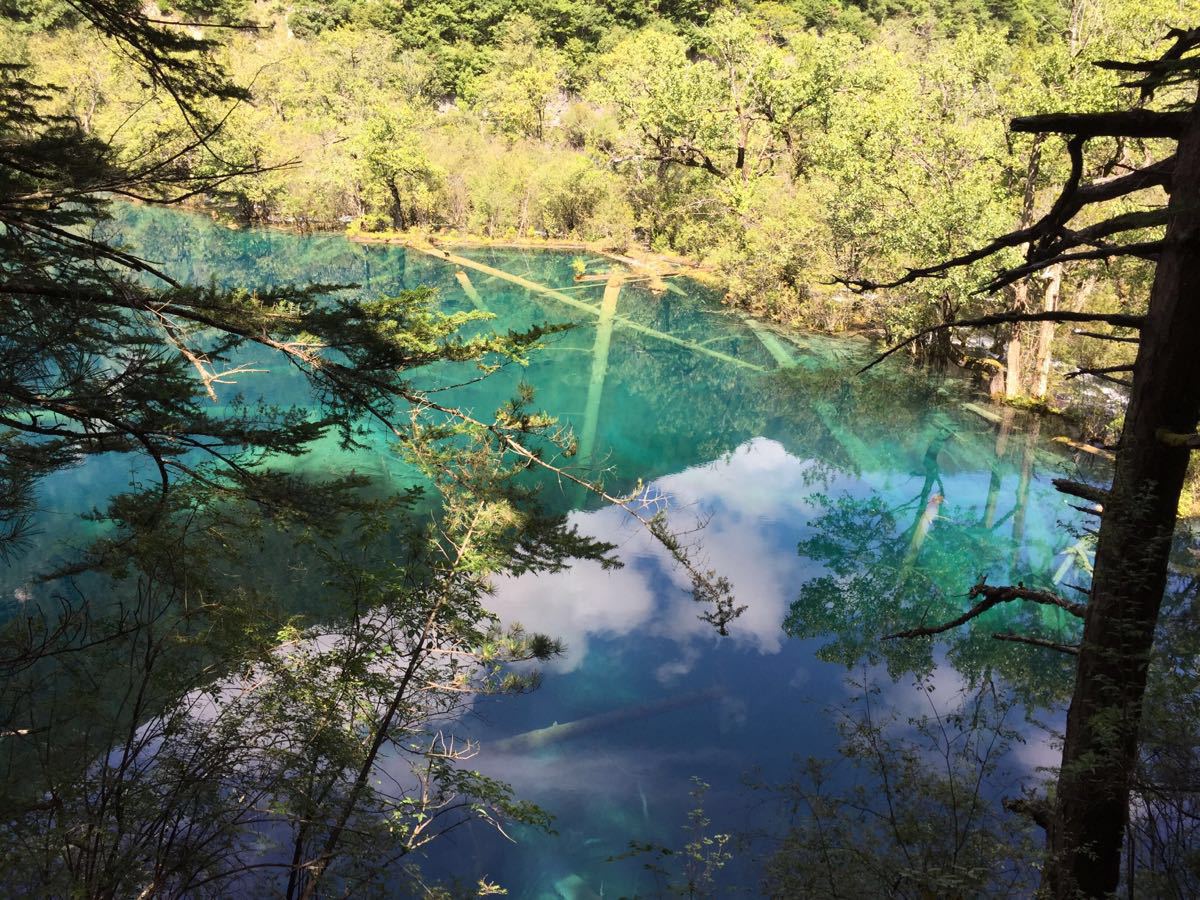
[1043,97,1200,898]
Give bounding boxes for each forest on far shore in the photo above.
[9,0,1186,404]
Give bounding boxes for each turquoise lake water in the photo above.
[7,205,1100,896]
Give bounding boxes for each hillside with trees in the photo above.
[14,0,1189,404]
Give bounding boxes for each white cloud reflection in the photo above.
[488,438,838,673]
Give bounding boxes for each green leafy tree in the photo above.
[354,108,446,229]
[466,17,566,140]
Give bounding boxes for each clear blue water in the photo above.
[8,205,1099,896]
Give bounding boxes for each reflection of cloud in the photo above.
[851,657,1063,789]
[488,439,842,672]
[788,666,810,690]
[655,643,701,684]
[487,558,656,674]
[1010,715,1064,778]
[864,660,968,721]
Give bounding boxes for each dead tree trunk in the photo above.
[1033,264,1063,400]
[1044,97,1200,898]
[1005,282,1028,398]
[1005,136,1046,399]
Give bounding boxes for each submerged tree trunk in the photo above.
[1044,98,1200,898]
[983,408,1014,528]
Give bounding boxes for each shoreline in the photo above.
[172,205,1106,451]
[346,227,726,289]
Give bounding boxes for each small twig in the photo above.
[992,632,1079,655]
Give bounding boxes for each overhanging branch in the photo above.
[983,241,1164,291]
[858,311,1145,374]
[884,576,1086,641]
[1053,479,1110,505]
[1010,110,1189,139]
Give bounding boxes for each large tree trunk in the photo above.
[1044,98,1200,898]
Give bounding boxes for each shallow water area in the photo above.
[9,205,1099,896]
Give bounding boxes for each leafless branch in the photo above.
[1072,329,1140,343]
[884,576,1086,641]
[992,632,1080,655]
[857,311,1144,374]
[1053,479,1110,505]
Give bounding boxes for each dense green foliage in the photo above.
[16,2,1180,338]
[15,0,1188,412]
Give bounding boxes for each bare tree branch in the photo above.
[884,576,1086,641]
[1065,364,1136,380]
[1053,479,1110,505]
[858,311,1145,374]
[1072,329,1140,343]
[1010,110,1190,139]
[992,632,1080,655]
